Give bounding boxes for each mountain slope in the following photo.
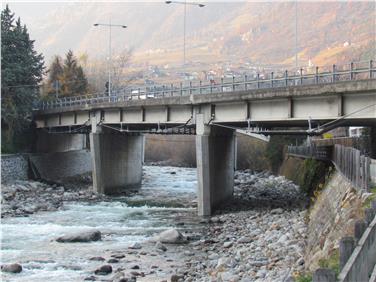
[11,1,376,67]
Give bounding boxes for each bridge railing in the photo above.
[39,59,376,110]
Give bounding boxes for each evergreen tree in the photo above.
[1,5,44,152]
[47,55,63,96]
[75,66,88,94]
[60,50,88,96]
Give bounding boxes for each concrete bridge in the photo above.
[33,61,376,216]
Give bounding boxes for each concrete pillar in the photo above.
[196,114,235,216]
[90,132,143,195]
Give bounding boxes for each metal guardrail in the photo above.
[39,59,376,110]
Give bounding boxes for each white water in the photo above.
[1,166,198,282]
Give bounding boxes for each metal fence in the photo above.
[39,59,376,110]
[287,145,332,161]
[287,144,374,191]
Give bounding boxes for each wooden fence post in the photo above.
[313,269,336,282]
[340,237,355,270]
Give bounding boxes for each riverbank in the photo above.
[179,170,308,282]
[1,175,109,218]
[1,167,308,282]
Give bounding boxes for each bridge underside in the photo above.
[33,80,376,216]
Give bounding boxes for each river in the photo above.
[1,166,200,282]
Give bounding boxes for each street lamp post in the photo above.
[165,1,205,68]
[94,21,127,97]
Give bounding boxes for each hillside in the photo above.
[11,1,376,68]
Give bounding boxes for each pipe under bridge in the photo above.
[33,62,376,216]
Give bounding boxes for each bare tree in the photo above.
[83,48,135,96]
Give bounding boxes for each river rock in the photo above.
[89,256,105,261]
[155,241,167,251]
[107,258,119,263]
[94,265,112,275]
[56,230,101,243]
[154,228,186,244]
[128,242,142,249]
[171,274,183,282]
[223,241,233,248]
[1,263,22,273]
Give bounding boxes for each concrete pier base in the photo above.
[196,115,235,216]
[90,133,143,194]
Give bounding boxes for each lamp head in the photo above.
[122,25,127,28]
[199,4,205,7]
[165,1,172,3]
[93,23,99,26]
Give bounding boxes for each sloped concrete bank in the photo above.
[304,170,365,271]
[280,155,375,280]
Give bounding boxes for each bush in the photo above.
[298,158,331,196]
[318,249,340,277]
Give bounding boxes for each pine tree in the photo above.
[1,5,44,152]
[47,56,63,96]
[75,66,88,95]
[60,50,88,96]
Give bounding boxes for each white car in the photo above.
[129,90,155,100]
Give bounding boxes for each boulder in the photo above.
[154,228,186,244]
[94,265,112,275]
[1,263,22,273]
[56,230,101,243]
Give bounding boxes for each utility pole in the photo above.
[165,1,205,70]
[94,21,127,97]
[295,0,298,70]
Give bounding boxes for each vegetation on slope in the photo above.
[1,5,44,153]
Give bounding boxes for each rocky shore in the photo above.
[1,169,309,282]
[170,170,308,282]
[1,176,108,218]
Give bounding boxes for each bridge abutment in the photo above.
[36,131,87,153]
[196,114,236,216]
[90,132,143,194]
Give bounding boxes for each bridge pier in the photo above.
[90,132,143,194]
[196,114,236,216]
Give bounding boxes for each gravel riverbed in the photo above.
[1,168,308,282]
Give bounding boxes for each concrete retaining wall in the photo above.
[304,170,364,271]
[29,150,92,181]
[1,154,29,183]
